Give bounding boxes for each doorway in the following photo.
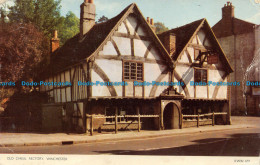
[163,103,180,129]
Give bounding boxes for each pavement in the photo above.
[0,116,259,148]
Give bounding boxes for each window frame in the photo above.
[194,68,208,85]
[123,60,144,82]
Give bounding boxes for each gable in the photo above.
[178,28,224,68]
[96,7,169,63]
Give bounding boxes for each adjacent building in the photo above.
[212,2,260,115]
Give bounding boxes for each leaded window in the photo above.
[123,62,143,81]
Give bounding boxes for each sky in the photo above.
[59,0,260,29]
[1,0,259,28]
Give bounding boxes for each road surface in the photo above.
[0,127,259,156]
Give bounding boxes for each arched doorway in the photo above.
[163,103,180,129]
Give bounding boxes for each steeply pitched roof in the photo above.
[158,18,233,73]
[212,17,256,38]
[46,3,173,76]
[49,4,133,73]
[158,19,204,57]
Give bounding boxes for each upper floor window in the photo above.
[123,61,143,81]
[194,68,207,83]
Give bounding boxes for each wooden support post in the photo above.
[90,115,93,136]
[197,114,199,128]
[212,112,215,126]
[86,115,88,134]
[180,114,183,129]
[158,116,161,130]
[115,107,118,134]
[137,107,141,132]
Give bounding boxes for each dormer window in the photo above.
[123,61,143,81]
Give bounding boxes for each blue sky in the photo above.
[1,0,259,28]
[59,0,260,29]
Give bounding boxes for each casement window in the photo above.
[123,61,143,81]
[194,68,207,83]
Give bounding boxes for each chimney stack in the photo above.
[222,1,234,19]
[146,17,150,24]
[160,33,176,55]
[80,0,96,40]
[150,18,154,25]
[149,18,156,33]
[51,30,59,53]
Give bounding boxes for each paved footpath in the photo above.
[0,116,259,147]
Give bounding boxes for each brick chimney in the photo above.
[147,17,156,33]
[221,2,235,35]
[51,30,59,53]
[222,1,234,19]
[161,33,176,55]
[80,0,96,40]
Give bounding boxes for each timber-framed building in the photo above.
[39,0,233,133]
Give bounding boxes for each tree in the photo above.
[58,11,79,45]
[154,22,169,34]
[0,23,48,82]
[97,15,108,23]
[8,0,63,37]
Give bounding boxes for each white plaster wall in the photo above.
[175,65,194,97]
[65,71,70,82]
[57,88,60,103]
[126,16,137,35]
[66,87,71,102]
[155,74,169,96]
[136,25,147,36]
[117,22,128,34]
[61,88,66,102]
[126,81,134,96]
[208,70,224,98]
[147,47,162,60]
[135,86,143,97]
[192,36,197,44]
[112,36,131,55]
[102,41,118,55]
[197,30,206,45]
[95,59,122,96]
[196,86,207,98]
[91,70,111,97]
[144,63,167,97]
[178,51,190,63]
[187,47,195,61]
[216,82,227,99]
[61,72,65,82]
[204,39,212,47]
[134,39,150,57]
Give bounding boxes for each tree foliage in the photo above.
[8,0,63,37]
[154,22,169,34]
[0,23,48,82]
[58,11,79,45]
[97,15,108,23]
